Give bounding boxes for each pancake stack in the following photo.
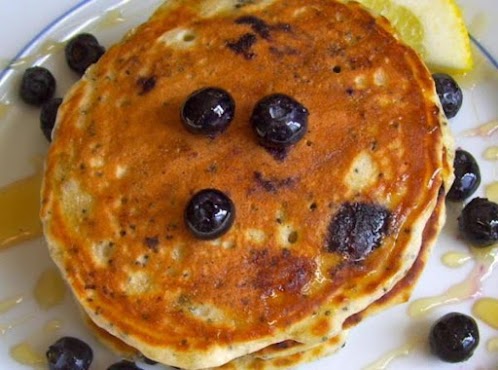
[40,0,454,368]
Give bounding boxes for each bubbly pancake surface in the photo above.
[41,0,453,368]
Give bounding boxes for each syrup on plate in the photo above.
[34,268,66,310]
[408,245,498,317]
[0,102,10,119]
[9,342,46,368]
[472,297,498,329]
[486,181,498,203]
[483,146,498,161]
[441,251,472,268]
[0,295,23,314]
[0,171,43,249]
[363,338,422,370]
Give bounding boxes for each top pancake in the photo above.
[41,0,454,368]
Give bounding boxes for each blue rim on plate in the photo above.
[0,0,95,83]
[470,34,498,69]
[0,0,497,84]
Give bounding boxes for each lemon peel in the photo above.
[354,0,473,73]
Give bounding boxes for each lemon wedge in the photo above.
[355,0,473,73]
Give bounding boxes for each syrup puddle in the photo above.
[0,295,24,314]
[95,8,126,31]
[0,315,32,336]
[486,182,498,204]
[483,146,498,161]
[408,245,498,317]
[441,251,472,268]
[473,297,498,329]
[10,342,46,369]
[488,338,498,352]
[363,338,421,370]
[7,40,66,70]
[43,319,63,334]
[9,319,62,367]
[34,268,66,310]
[0,102,10,120]
[0,171,43,249]
[462,119,498,137]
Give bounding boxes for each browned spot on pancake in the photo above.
[310,317,331,337]
[137,76,157,95]
[269,45,299,58]
[326,202,391,261]
[226,33,257,59]
[144,236,159,252]
[249,249,314,297]
[236,16,271,39]
[252,171,296,193]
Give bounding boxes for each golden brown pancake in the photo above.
[41,0,454,368]
[80,184,449,370]
[83,193,446,369]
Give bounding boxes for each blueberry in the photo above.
[429,312,479,363]
[251,93,308,148]
[20,67,56,105]
[185,189,235,240]
[46,336,93,370]
[65,33,105,74]
[433,73,463,119]
[326,202,390,261]
[40,97,63,142]
[447,149,481,201]
[181,87,235,136]
[107,360,144,370]
[458,198,498,247]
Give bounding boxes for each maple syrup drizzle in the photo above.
[0,315,32,336]
[472,297,498,329]
[34,268,66,310]
[486,182,498,204]
[0,171,43,249]
[43,319,63,334]
[9,342,46,368]
[0,102,10,119]
[441,251,472,268]
[95,8,126,30]
[8,39,66,70]
[0,295,24,314]
[408,245,498,317]
[7,319,60,365]
[363,338,421,370]
[483,146,498,161]
[461,119,498,137]
[487,338,498,352]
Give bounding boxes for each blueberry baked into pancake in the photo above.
[40,0,454,368]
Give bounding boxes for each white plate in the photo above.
[0,1,497,369]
